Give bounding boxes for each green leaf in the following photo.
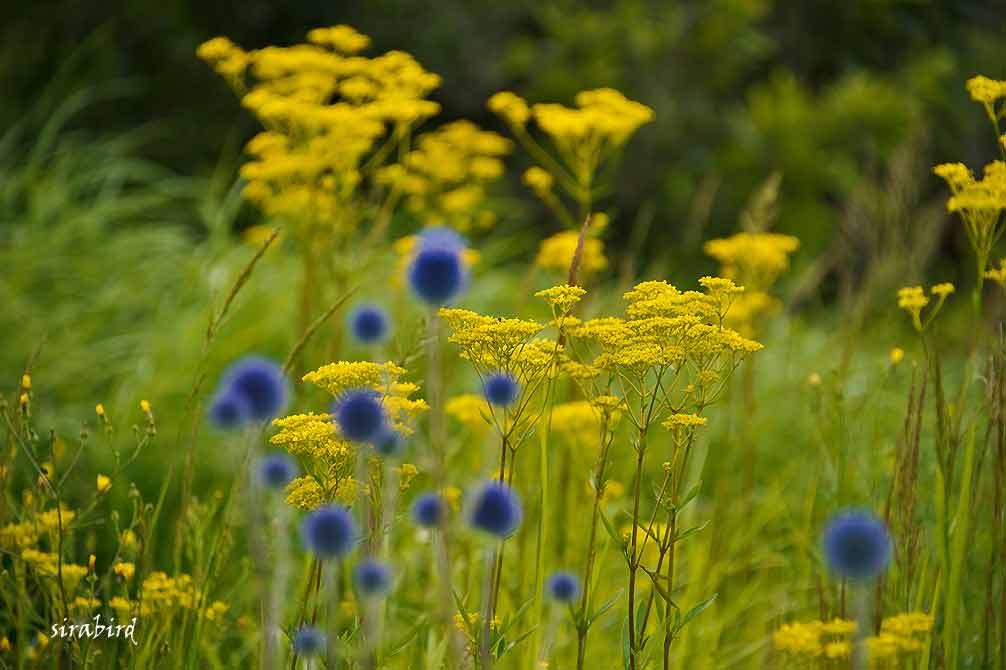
[677,480,702,510]
[673,593,718,635]
[673,520,710,544]
[587,590,623,629]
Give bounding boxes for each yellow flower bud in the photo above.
[140,399,151,413]
[890,347,905,366]
[97,474,112,494]
[20,374,31,390]
[88,554,96,572]
[95,403,106,418]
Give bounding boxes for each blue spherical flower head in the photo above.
[208,389,250,430]
[372,426,404,458]
[484,372,520,407]
[257,454,297,490]
[354,559,393,597]
[408,247,466,305]
[292,625,325,657]
[411,492,445,528]
[301,505,357,559]
[221,356,288,421]
[546,571,581,603]
[469,481,522,538]
[334,390,386,443]
[822,511,891,580]
[349,304,391,344]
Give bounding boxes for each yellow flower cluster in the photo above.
[897,283,953,332]
[439,308,555,379]
[270,412,350,460]
[21,549,88,589]
[772,619,857,657]
[285,476,326,511]
[773,613,932,667]
[662,413,708,429]
[551,401,603,450]
[302,360,407,395]
[966,75,1006,108]
[703,232,799,333]
[198,26,441,233]
[570,279,761,374]
[704,232,800,288]
[1,507,76,550]
[934,81,1006,282]
[535,230,608,278]
[377,120,511,231]
[272,360,426,511]
[534,284,587,311]
[446,394,491,433]
[534,89,654,158]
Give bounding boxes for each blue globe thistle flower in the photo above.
[301,505,357,559]
[372,427,403,458]
[354,559,392,597]
[221,356,288,422]
[469,481,522,538]
[411,492,445,528]
[292,625,325,657]
[418,226,466,251]
[257,454,297,490]
[408,247,466,305]
[822,511,891,580]
[208,390,250,430]
[546,571,581,603]
[484,372,520,407]
[334,390,386,443]
[349,304,391,344]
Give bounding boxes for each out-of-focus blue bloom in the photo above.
[822,511,891,580]
[411,492,445,528]
[257,454,298,490]
[354,559,392,597]
[546,571,581,603]
[221,356,288,422]
[349,304,391,344]
[302,505,357,559]
[292,625,325,657]
[483,372,519,407]
[468,481,522,538]
[334,390,386,443]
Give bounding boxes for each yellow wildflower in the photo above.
[523,166,554,196]
[536,231,608,277]
[286,476,326,511]
[270,413,349,460]
[395,463,419,492]
[446,394,490,432]
[662,413,708,429]
[487,91,531,127]
[97,474,112,494]
[306,25,371,54]
[966,74,1006,106]
[113,562,136,580]
[535,284,587,311]
[890,347,905,366]
[931,282,955,298]
[824,641,851,659]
